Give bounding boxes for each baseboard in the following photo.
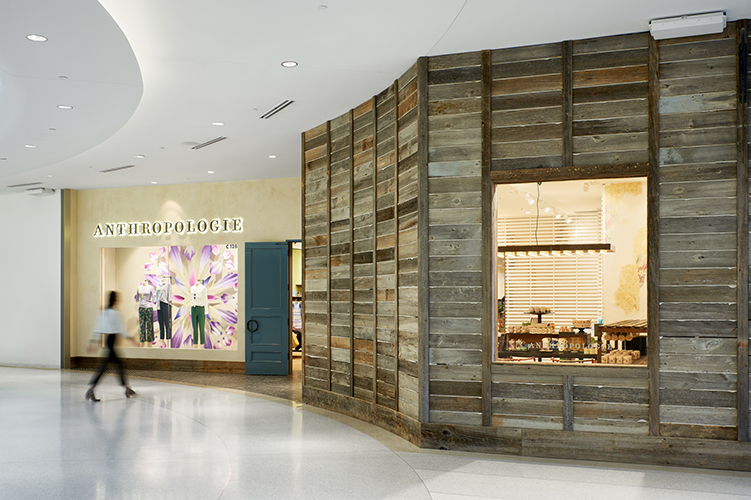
[70,356,245,373]
[303,385,751,472]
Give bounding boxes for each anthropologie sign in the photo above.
[93,218,243,237]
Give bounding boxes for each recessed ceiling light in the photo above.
[25,144,36,148]
[269,155,276,158]
[45,175,53,178]
[151,181,157,184]
[207,170,215,174]
[135,155,145,158]
[26,34,47,42]
[57,105,73,110]
[212,122,225,126]
[281,61,298,68]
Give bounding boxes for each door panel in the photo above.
[245,242,289,375]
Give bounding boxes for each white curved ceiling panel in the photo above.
[0,0,142,180]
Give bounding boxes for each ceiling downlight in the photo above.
[259,100,294,119]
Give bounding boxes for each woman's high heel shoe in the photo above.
[85,388,100,402]
[125,386,137,398]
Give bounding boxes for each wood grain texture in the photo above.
[736,20,749,442]
[481,49,493,426]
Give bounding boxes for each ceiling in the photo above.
[1,0,750,196]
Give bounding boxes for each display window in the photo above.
[100,244,239,350]
[495,178,647,366]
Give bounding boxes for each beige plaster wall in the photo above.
[74,177,301,361]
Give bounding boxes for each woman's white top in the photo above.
[90,308,127,339]
[156,281,172,309]
[137,283,155,308]
[190,283,208,307]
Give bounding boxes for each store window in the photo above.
[99,244,239,350]
[495,178,647,366]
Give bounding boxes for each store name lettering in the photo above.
[93,218,243,237]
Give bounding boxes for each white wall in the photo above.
[0,192,61,368]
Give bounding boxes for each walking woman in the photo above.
[86,291,137,401]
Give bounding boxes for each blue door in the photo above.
[245,242,289,375]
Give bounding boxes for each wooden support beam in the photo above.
[300,132,307,385]
[393,80,400,411]
[563,375,574,431]
[349,109,355,397]
[417,57,431,422]
[481,49,493,427]
[490,163,649,184]
[326,121,333,392]
[647,34,660,437]
[562,40,573,168]
[736,21,749,442]
[372,95,379,403]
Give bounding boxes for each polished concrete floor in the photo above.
[2,366,751,500]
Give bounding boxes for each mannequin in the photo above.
[190,280,208,348]
[136,281,156,347]
[156,276,173,348]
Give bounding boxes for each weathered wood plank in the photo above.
[661,354,738,373]
[573,33,649,55]
[492,123,562,142]
[659,197,736,217]
[572,132,648,153]
[660,75,737,96]
[573,66,648,87]
[574,100,647,120]
[659,285,736,303]
[659,233,735,251]
[660,371,737,391]
[573,116,648,136]
[491,74,562,95]
[659,268,736,286]
[659,92,736,114]
[661,388,737,407]
[660,302,736,321]
[659,179,736,199]
[428,81,482,101]
[492,399,563,417]
[491,107,561,127]
[659,216,736,235]
[660,127,736,148]
[430,364,482,381]
[573,48,647,70]
[492,382,563,400]
[659,38,736,62]
[660,406,737,426]
[659,56,736,80]
[491,43,562,63]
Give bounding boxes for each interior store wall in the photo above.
[73,177,301,362]
[0,191,62,368]
[602,179,647,322]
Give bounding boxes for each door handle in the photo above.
[247,319,259,332]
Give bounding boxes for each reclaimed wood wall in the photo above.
[426,52,485,426]
[302,21,750,444]
[302,63,422,420]
[657,24,745,440]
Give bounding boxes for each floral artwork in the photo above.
[141,245,238,350]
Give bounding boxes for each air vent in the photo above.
[7,182,43,188]
[26,187,55,196]
[259,100,294,119]
[100,165,135,173]
[191,137,227,150]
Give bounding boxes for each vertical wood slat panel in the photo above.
[372,96,379,402]
[301,132,307,386]
[327,121,333,391]
[349,110,355,397]
[648,35,661,436]
[563,375,574,431]
[737,21,749,442]
[394,80,400,411]
[563,40,573,167]
[418,57,430,422]
[481,49,493,427]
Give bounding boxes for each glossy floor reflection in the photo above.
[1,367,750,500]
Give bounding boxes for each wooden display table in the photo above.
[595,319,648,363]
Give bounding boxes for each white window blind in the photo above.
[499,212,603,330]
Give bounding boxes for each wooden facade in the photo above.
[302,22,751,470]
